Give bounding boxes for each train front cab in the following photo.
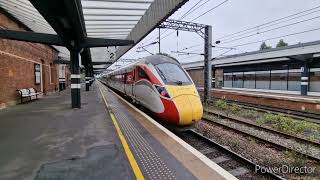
[106,55,203,126]
[152,61,203,126]
[165,84,203,125]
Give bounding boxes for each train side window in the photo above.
[138,67,149,80]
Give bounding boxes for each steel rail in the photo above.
[204,109,320,147]
[202,115,320,162]
[207,97,320,124]
[182,129,285,180]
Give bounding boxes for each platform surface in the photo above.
[199,87,320,103]
[0,84,134,180]
[0,82,235,180]
[98,82,235,180]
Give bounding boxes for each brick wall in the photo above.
[215,68,223,88]
[186,69,204,87]
[198,89,320,113]
[0,12,59,108]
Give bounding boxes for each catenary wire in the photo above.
[217,5,320,40]
[221,15,320,44]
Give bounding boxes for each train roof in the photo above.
[106,54,180,76]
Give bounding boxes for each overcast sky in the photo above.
[109,0,320,68]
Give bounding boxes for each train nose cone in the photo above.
[173,95,203,125]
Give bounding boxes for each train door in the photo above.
[134,66,152,107]
[123,73,126,94]
[133,66,139,100]
[124,69,134,97]
[132,68,135,97]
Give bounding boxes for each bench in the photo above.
[16,88,40,104]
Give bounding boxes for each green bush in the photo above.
[230,103,241,113]
[215,99,228,111]
[240,109,260,119]
[285,150,307,167]
[257,113,320,136]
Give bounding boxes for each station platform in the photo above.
[198,87,320,113]
[0,82,235,180]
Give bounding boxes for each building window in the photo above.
[309,68,320,92]
[223,73,233,87]
[34,63,41,85]
[270,70,288,90]
[49,63,54,84]
[59,65,65,79]
[244,72,255,89]
[256,71,270,89]
[288,69,301,91]
[233,72,244,88]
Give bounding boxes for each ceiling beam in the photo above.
[86,22,137,25]
[54,60,112,65]
[29,0,85,46]
[92,61,112,65]
[83,0,153,4]
[83,13,143,16]
[85,19,139,22]
[88,30,130,33]
[83,37,133,48]
[87,32,129,35]
[86,27,132,30]
[82,7,148,11]
[54,59,70,64]
[0,29,64,46]
[0,29,133,48]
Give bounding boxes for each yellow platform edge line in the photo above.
[98,84,145,180]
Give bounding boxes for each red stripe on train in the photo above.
[155,97,180,124]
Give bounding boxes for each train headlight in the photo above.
[154,85,171,98]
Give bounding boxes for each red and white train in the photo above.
[100,54,203,126]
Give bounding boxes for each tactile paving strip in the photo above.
[104,88,176,180]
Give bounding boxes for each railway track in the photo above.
[178,129,284,180]
[208,98,320,124]
[203,110,320,162]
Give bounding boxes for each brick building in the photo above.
[0,10,68,108]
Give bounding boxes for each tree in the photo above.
[276,39,288,48]
[260,42,272,50]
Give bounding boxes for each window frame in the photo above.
[138,66,149,80]
[154,62,192,85]
[34,63,41,85]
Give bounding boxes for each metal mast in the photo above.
[159,19,212,102]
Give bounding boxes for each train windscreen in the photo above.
[155,63,192,85]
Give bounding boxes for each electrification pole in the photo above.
[204,25,212,103]
[159,19,212,103]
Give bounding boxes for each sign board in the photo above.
[106,47,116,61]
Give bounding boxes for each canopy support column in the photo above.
[70,49,81,108]
[301,62,309,96]
[85,66,90,91]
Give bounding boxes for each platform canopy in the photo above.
[0,0,189,71]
